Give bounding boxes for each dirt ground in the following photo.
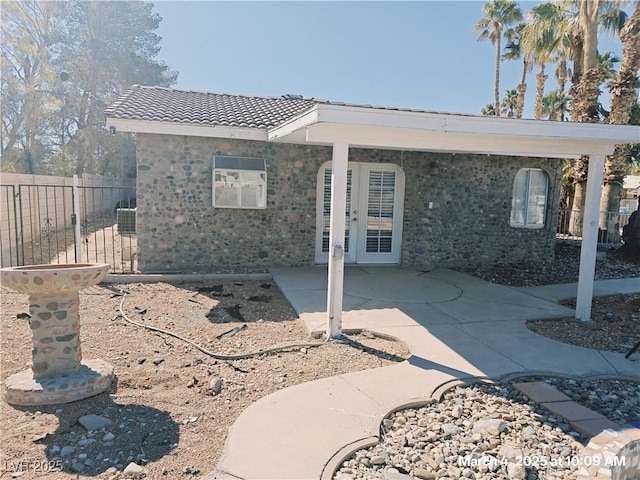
[527,294,640,355]
[0,280,409,479]
[1,276,638,479]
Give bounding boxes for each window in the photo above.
[510,168,549,228]
[213,156,266,209]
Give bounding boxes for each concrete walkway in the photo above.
[209,268,640,480]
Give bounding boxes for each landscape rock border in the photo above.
[326,374,640,480]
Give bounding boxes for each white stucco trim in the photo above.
[106,118,268,141]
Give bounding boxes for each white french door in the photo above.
[316,162,404,264]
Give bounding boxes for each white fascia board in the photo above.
[304,123,616,158]
[106,118,268,141]
[314,104,640,145]
[267,106,320,141]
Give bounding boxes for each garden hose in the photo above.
[117,293,325,360]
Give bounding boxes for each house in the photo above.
[104,86,566,273]
[105,85,638,326]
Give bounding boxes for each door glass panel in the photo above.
[321,168,352,253]
[366,170,396,253]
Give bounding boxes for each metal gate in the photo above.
[0,178,136,273]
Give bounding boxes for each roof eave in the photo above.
[267,103,639,158]
[106,118,268,141]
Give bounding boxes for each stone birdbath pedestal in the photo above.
[0,263,115,406]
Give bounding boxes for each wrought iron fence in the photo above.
[0,185,20,267]
[77,185,137,273]
[0,176,136,273]
[557,209,631,246]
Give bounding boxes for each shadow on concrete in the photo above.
[271,266,639,381]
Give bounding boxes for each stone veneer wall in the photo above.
[135,134,562,273]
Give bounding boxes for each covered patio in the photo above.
[211,267,639,480]
[268,104,639,333]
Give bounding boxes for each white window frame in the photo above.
[212,155,267,209]
[510,168,549,229]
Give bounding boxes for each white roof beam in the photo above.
[303,124,616,158]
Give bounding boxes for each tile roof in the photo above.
[105,85,498,131]
[104,85,319,129]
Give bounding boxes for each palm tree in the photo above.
[569,0,627,122]
[503,23,532,118]
[474,0,523,116]
[521,2,566,120]
[501,88,519,117]
[602,3,640,246]
[565,0,628,235]
[481,103,497,116]
[541,91,571,120]
[598,51,622,89]
[609,4,640,127]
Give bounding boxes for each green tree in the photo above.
[503,23,532,118]
[598,51,622,89]
[481,103,497,116]
[1,1,177,177]
[521,2,569,119]
[541,90,571,120]
[54,1,177,177]
[609,4,640,127]
[560,0,628,235]
[501,88,519,116]
[0,1,67,174]
[474,0,523,116]
[603,3,640,248]
[569,0,627,123]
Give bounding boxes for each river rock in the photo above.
[78,414,111,431]
[507,462,526,479]
[123,462,144,476]
[472,418,506,436]
[60,445,75,457]
[413,468,437,480]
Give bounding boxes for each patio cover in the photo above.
[267,104,640,337]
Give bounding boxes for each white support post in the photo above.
[72,174,82,264]
[326,142,349,339]
[575,154,606,321]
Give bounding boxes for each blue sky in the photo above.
[152,1,625,118]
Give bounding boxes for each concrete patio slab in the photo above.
[455,321,621,376]
[402,323,525,379]
[429,283,574,323]
[208,270,640,480]
[590,350,640,379]
[519,277,640,302]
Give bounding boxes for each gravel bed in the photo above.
[334,379,640,480]
[459,242,638,287]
